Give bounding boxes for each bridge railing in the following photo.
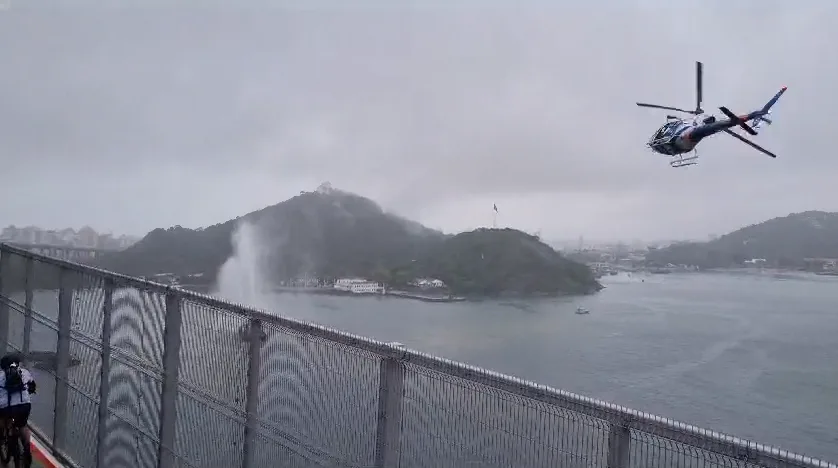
[0,242,834,468]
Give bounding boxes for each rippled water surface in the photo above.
[252,272,838,461]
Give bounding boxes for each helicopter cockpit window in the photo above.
[654,121,680,140]
[653,124,669,141]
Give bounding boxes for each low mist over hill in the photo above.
[646,211,838,268]
[94,185,600,296]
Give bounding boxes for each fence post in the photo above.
[607,418,632,468]
[373,356,405,468]
[22,257,33,357]
[156,290,183,468]
[95,279,114,468]
[0,249,10,355]
[242,318,266,468]
[53,267,73,451]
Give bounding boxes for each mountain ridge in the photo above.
[93,187,601,296]
[646,210,838,268]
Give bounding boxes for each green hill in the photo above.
[89,187,600,297]
[95,187,444,282]
[405,228,602,296]
[646,211,838,268]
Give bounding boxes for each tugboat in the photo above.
[575,307,590,315]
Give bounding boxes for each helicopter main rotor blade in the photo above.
[636,102,696,114]
[722,129,777,158]
[696,61,704,114]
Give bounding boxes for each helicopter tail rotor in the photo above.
[717,85,787,158]
[719,106,758,135]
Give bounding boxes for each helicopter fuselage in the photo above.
[638,61,787,164]
[647,119,699,156]
[647,111,765,156]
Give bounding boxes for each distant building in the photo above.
[598,252,615,262]
[58,228,76,244]
[290,274,320,287]
[617,253,646,268]
[0,225,138,249]
[411,278,446,289]
[77,226,98,247]
[803,258,838,271]
[117,235,138,249]
[334,278,384,294]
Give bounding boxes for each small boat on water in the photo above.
[575,307,590,315]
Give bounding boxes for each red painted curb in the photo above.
[30,436,61,468]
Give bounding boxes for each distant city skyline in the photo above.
[549,232,721,249]
[0,224,139,249]
[548,237,675,252]
[0,223,137,237]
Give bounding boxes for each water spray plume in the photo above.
[214,221,270,310]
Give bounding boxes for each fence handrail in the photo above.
[2,242,835,468]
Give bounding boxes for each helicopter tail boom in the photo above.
[751,85,787,130]
[715,87,788,158]
[761,86,788,114]
[716,86,788,136]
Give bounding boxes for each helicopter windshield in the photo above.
[651,121,685,141]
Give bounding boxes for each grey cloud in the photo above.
[0,3,836,240]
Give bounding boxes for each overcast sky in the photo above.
[1,2,835,242]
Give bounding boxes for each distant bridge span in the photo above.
[1,242,119,261]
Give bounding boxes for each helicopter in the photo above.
[637,61,787,168]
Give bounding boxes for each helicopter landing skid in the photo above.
[670,151,698,168]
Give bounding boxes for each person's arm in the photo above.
[23,369,36,394]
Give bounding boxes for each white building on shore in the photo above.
[334,278,384,294]
[411,278,446,289]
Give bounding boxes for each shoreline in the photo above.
[179,284,598,302]
[270,286,467,303]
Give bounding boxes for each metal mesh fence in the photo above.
[252,319,380,468]
[0,244,834,468]
[174,298,247,468]
[399,363,610,468]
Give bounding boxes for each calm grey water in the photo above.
[251,271,838,462]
